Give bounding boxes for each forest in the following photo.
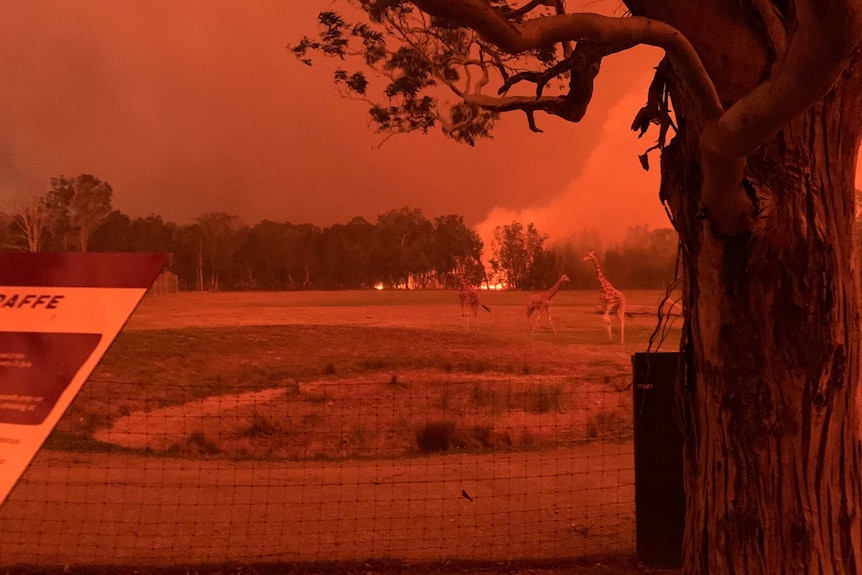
[2,174,679,292]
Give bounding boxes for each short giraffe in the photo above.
[584,251,626,343]
[456,266,490,329]
[527,274,570,333]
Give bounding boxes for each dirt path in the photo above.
[92,387,289,450]
[0,444,634,566]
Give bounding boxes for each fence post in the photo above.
[632,351,684,568]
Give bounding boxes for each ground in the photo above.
[0,289,682,575]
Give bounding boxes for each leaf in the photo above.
[630,106,650,137]
[638,153,650,171]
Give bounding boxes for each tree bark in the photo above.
[662,52,862,575]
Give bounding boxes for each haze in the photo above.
[2,2,860,247]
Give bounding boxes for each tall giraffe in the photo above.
[527,274,570,333]
[455,266,490,329]
[583,251,626,343]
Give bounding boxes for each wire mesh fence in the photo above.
[0,372,635,567]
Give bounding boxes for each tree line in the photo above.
[1,173,680,291]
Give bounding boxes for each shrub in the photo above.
[173,431,220,456]
[238,412,281,438]
[471,425,494,447]
[525,384,564,413]
[416,420,456,453]
[363,358,387,370]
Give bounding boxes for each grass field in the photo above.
[56,288,681,457]
[1,289,682,574]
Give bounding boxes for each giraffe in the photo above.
[455,265,490,329]
[583,251,626,343]
[526,274,570,333]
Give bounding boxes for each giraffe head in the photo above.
[560,274,571,283]
[582,251,597,262]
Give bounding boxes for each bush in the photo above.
[169,431,220,456]
[415,420,456,453]
[238,412,281,438]
[525,384,564,413]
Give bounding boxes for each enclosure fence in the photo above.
[0,361,637,567]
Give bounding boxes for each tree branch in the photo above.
[752,0,787,63]
[465,93,579,120]
[705,0,862,159]
[408,0,862,236]
[501,0,556,21]
[409,0,723,121]
[698,0,862,234]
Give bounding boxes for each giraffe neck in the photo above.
[545,277,565,300]
[590,257,615,292]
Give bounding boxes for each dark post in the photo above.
[632,351,684,568]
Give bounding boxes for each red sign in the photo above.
[0,253,169,504]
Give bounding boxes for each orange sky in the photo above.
[1,2,860,247]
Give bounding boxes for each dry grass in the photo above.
[54,289,679,459]
[16,289,684,574]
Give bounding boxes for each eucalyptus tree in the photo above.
[431,213,484,285]
[550,229,604,289]
[319,216,377,288]
[45,174,113,252]
[173,222,206,291]
[13,193,47,252]
[241,220,297,290]
[88,210,134,252]
[195,212,243,291]
[489,220,547,289]
[602,224,679,288]
[294,1,862,572]
[0,211,22,251]
[374,206,434,287]
[282,222,324,290]
[129,215,180,256]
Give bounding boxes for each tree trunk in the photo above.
[196,240,204,292]
[79,226,89,253]
[663,58,862,574]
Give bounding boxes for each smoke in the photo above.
[474,70,669,260]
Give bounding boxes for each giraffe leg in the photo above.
[548,312,557,334]
[603,311,612,340]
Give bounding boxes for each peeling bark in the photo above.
[665,54,862,575]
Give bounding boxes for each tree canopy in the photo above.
[45,174,113,252]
